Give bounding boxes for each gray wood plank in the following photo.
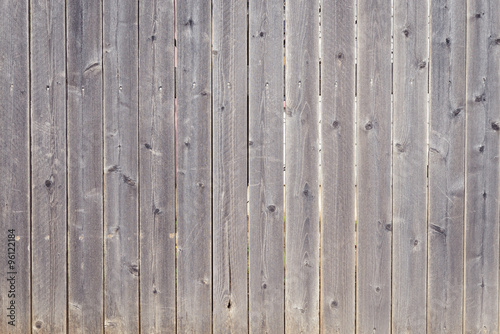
[248,0,284,332]
[212,0,248,332]
[284,0,320,332]
[176,0,212,332]
[138,0,176,332]
[356,0,392,332]
[103,0,139,331]
[0,0,30,332]
[67,0,104,332]
[464,0,500,332]
[30,0,67,332]
[392,0,429,332]
[427,0,466,332]
[320,0,356,332]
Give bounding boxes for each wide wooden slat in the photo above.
[248,0,284,332]
[103,0,139,331]
[285,0,320,332]
[212,0,248,332]
[30,0,67,332]
[464,0,500,332]
[176,1,212,332]
[0,0,30,332]
[427,0,466,332]
[356,0,392,332]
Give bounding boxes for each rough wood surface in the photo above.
[284,0,320,332]
[248,0,284,332]
[427,0,466,332]
[356,0,392,332]
[464,0,500,332]
[103,0,139,331]
[30,0,67,332]
[176,0,212,332]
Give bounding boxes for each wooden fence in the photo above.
[0,0,499,332]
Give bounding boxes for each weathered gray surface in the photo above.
[320,0,356,332]
[392,0,429,332]
[212,0,248,332]
[285,0,320,332]
[427,0,466,332]
[356,0,392,332]
[176,0,212,332]
[248,0,284,332]
[103,0,139,331]
[138,0,176,333]
[30,0,67,332]
[465,0,500,332]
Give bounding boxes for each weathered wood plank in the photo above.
[427,0,466,332]
[285,0,320,332]
[67,0,104,332]
[212,0,248,332]
[320,0,356,332]
[356,0,392,332]
[176,0,212,332]
[0,0,30,332]
[103,0,139,331]
[30,0,67,332]
[138,0,176,333]
[392,0,429,332]
[464,0,500,332]
[248,0,284,332]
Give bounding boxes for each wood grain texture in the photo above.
[212,0,248,332]
[427,0,466,332]
[464,0,500,332]
[285,0,320,332]
[67,0,104,332]
[176,0,212,332]
[248,0,284,332]
[138,0,176,332]
[30,0,67,332]
[0,0,30,332]
[103,0,139,331]
[356,0,392,332]
[392,0,429,332]
[320,0,356,332]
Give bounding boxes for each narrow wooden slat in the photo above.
[212,0,248,331]
[356,0,392,332]
[248,0,284,332]
[320,0,356,331]
[176,0,212,332]
[427,0,466,332]
[285,0,320,331]
[0,0,30,332]
[103,0,139,331]
[138,0,176,332]
[30,0,67,332]
[67,0,104,332]
[464,0,500,331]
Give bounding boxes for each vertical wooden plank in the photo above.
[248,0,284,332]
[212,0,248,332]
[138,0,176,332]
[427,0,466,332]
[320,0,356,331]
[465,0,500,332]
[30,0,67,332]
[176,0,212,332]
[67,0,103,332]
[392,0,429,331]
[103,0,139,331]
[356,0,392,332]
[285,0,320,332]
[0,0,30,332]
